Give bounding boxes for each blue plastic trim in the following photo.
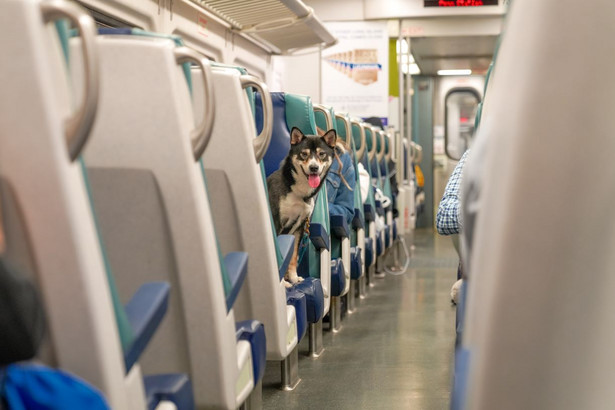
[97,28,133,35]
[277,235,295,281]
[330,259,346,297]
[385,226,391,248]
[330,214,350,238]
[364,238,374,267]
[350,247,362,280]
[235,321,267,383]
[352,208,364,229]
[363,204,376,222]
[124,282,170,372]
[375,200,385,216]
[144,374,195,410]
[286,289,307,341]
[309,223,330,250]
[224,252,249,312]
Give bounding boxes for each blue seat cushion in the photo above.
[286,289,307,341]
[277,235,295,281]
[330,258,346,297]
[144,374,194,410]
[350,247,362,280]
[257,92,290,177]
[235,320,267,383]
[292,277,324,323]
[364,238,374,267]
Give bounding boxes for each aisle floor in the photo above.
[262,229,459,410]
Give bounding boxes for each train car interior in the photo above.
[3,0,614,409]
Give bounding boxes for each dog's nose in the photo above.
[309,165,319,173]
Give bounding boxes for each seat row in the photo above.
[0,1,422,408]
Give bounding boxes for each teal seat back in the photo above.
[285,94,329,278]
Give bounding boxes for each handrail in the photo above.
[240,75,272,163]
[313,103,333,131]
[376,130,385,162]
[363,124,377,161]
[335,113,352,147]
[174,47,216,160]
[41,0,99,162]
[350,119,366,161]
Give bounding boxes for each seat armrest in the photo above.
[224,252,249,312]
[363,204,376,222]
[330,214,350,238]
[277,235,295,280]
[144,374,195,410]
[352,208,364,229]
[375,199,384,215]
[309,223,330,250]
[124,282,171,372]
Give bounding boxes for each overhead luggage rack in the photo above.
[188,0,337,54]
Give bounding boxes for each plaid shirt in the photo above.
[436,150,470,235]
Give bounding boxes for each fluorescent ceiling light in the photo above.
[438,69,472,76]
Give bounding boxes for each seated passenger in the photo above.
[436,149,470,304]
[325,138,356,225]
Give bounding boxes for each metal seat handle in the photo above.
[174,47,215,161]
[241,75,272,163]
[41,0,99,162]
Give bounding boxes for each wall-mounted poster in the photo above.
[321,21,389,121]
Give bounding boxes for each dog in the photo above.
[267,126,336,287]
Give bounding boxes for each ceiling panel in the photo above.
[411,35,498,75]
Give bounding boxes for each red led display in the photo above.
[424,0,498,6]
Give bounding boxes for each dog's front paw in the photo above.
[285,271,304,284]
[283,279,293,288]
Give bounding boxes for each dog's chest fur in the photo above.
[279,193,314,234]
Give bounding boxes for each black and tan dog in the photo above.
[267,127,336,286]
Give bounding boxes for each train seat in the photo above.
[335,113,367,294]
[0,3,193,408]
[314,105,352,296]
[191,63,305,390]
[258,92,329,356]
[72,30,261,409]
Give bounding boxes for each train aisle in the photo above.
[263,228,459,409]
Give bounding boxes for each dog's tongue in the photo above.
[308,174,321,188]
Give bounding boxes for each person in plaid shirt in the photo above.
[437,150,470,235]
[436,149,470,304]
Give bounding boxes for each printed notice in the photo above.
[321,21,389,119]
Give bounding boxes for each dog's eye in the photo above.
[318,152,327,159]
[299,152,308,160]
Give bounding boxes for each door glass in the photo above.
[445,90,479,160]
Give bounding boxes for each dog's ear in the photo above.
[322,129,337,148]
[290,127,305,145]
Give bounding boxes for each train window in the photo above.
[76,3,141,29]
[444,88,480,160]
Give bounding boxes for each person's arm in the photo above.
[328,153,356,224]
[436,150,470,235]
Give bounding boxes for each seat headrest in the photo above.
[258,92,318,177]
